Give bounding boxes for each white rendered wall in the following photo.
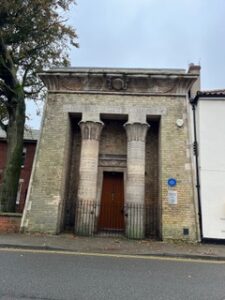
[198,99,225,239]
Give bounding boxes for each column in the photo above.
[124,122,149,239]
[75,120,104,235]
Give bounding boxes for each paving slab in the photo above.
[0,233,225,260]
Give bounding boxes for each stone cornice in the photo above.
[39,68,198,95]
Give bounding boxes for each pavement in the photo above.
[0,233,225,260]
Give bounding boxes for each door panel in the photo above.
[98,172,124,231]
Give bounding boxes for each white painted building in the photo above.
[193,90,225,240]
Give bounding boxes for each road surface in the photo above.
[0,248,225,300]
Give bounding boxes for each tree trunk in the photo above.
[0,90,25,212]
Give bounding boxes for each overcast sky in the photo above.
[27,0,225,129]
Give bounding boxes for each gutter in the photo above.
[189,95,203,241]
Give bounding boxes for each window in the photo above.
[16,179,24,205]
[21,147,27,168]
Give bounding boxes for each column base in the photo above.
[75,201,97,236]
[125,203,145,239]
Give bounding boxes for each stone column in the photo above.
[75,120,104,236]
[124,122,149,239]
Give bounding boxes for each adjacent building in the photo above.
[21,65,200,241]
[0,128,39,212]
[191,90,225,240]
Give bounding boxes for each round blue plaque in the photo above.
[168,178,177,187]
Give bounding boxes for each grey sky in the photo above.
[27,0,225,128]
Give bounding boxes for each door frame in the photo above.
[97,167,126,205]
[98,171,125,231]
[97,167,127,228]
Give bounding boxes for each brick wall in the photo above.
[0,140,37,213]
[0,141,7,179]
[18,142,37,212]
[0,213,22,233]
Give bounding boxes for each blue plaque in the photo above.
[168,178,177,187]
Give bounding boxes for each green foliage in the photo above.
[0,0,78,211]
[0,0,78,128]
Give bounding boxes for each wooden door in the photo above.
[98,172,124,231]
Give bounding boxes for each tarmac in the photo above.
[0,233,225,261]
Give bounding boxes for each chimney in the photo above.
[188,63,201,98]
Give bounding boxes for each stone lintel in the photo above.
[63,104,167,118]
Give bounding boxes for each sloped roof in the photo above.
[193,89,225,104]
[0,128,39,141]
[197,89,225,97]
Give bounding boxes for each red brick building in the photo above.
[0,128,39,212]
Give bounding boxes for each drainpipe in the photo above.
[189,96,203,241]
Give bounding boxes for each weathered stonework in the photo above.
[76,121,103,235]
[64,121,81,230]
[124,123,149,239]
[145,122,159,237]
[21,67,199,241]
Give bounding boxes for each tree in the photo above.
[0,0,78,212]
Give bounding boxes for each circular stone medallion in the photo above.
[112,78,124,90]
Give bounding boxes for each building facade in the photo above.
[0,129,39,212]
[21,66,200,241]
[191,90,225,240]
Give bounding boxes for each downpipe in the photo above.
[189,97,203,241]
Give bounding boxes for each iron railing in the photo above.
[74,201,157,239]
